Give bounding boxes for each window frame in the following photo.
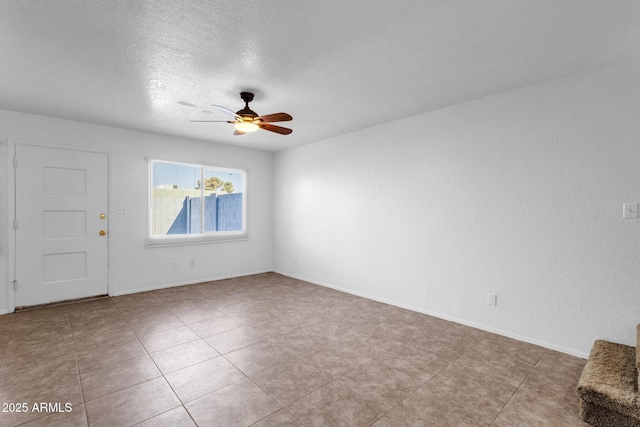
[146,159,247,247]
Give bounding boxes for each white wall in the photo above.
[273,61,640,358]
[0,110,273,312]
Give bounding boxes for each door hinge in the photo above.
[13,157,17,168]
[12,280,17,291]
[13,219,17,230]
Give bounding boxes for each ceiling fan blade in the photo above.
[233,130,246,136]
[190,120,234,123]
[259,123,293,135]
[257,112,292,123]
[212,104,241,118]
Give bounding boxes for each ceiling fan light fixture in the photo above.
[234,121,259,133]
[193,92,292,135]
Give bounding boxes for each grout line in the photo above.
[129,405,183,426]
[68,306,91,427]
[488,348,547,426]
[0,314,17,369]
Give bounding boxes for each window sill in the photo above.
[145,233,247,248]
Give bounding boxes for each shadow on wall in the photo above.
[168,193,242,234]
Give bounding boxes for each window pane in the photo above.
[203,169,244,232]
[151,162,201,235]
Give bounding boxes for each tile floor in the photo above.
[0,273,589,426]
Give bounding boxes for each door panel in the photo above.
[43,167,87,195]
[15,144,109,307]
[43,210,87,238]
[43,252,87,283]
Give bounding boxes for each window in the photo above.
[149,160,246,244]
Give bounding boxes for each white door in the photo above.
[14,144,109,307]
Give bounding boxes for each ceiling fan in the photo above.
[192,92,293,135]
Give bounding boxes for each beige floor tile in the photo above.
[491,410,588,427]
[223,339,300,376]
[250,357,334,406]
[167,303,225,324]
[72,325,137,347]
[69,311,122,329]
[76,334,146,372]
[299,344,373,379]
[136,406,197,426]
[225,310,274,326]
[187,315,242,338]
[245,318,297,339]
[277,329,329,354]
[150,339,220,374]
[8,326,74,344]
[378,363,520,427]
[67,298,116,317]
[470,336,545,367]
[372,390,480,427]
[80,354,161,402]
[11,310,70,325]
[204,326,267,354]
[0,375,83,426]
[13,305,69,323]
[518,364,583,409]
[0,328,11,342]
[251,409,303,426]
[19,403,88,427]
[0,356,78,392]
[126,312,185,336]
[185,378,281,427]
[535,349,587,377]
[1,340,77,372]
[165,356,246,403]
[0,313,17,330]
[286,377,385,427]
[375,343,448,383]
[138,325,200,353]
[71,318,134,342]
[450,354,534,388]
[302,320,361,342]
[336,328,403,359]
[341,360,424,410]
[116,302,171,319]
[405,331,479,361]
[85,377,180,427]
[111,291,159,306]
[491,385,588,426]
[370,321,424,343]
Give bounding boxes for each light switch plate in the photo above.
[623,203,638,219]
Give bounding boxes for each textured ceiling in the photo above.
[1,1,640,152]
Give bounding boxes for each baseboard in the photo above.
[274,269,589,359]
[109,269,273,297]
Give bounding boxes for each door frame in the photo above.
[8,138,112,312]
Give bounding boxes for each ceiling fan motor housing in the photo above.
[236,107,259,120]
[237,92,259,119]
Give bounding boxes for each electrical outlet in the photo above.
[171,261,177,270]
[487,294,497,306]
[190,260,195,267]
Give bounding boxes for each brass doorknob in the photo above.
[99,230,106,236]
[99,213,106,219]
